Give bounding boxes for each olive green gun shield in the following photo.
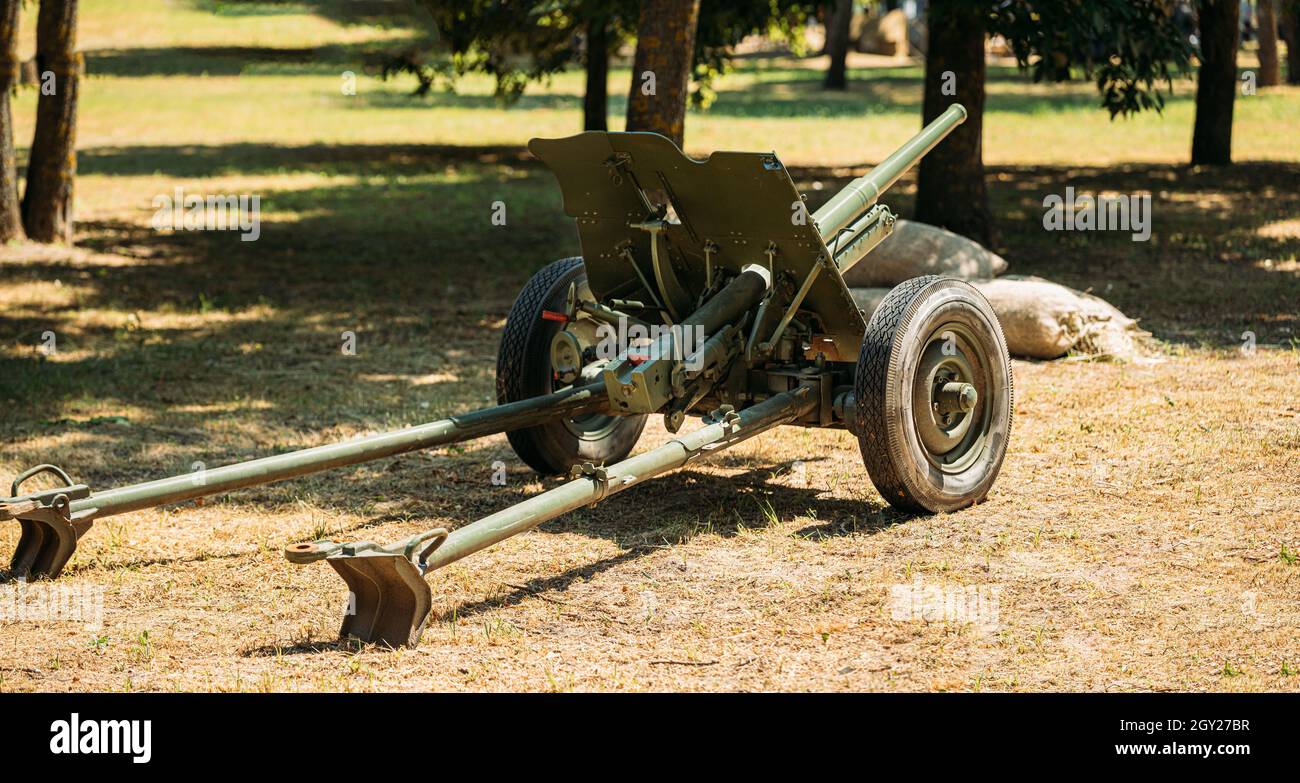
[528,132,866,360]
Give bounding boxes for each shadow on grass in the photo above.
[75,142,536,178]
[339,64,1121,118]
[0,159,573,434]
[240,461,906,656]
[3,145,1295,517]
[86,0,429,77]
[436,465,904,615]
[85,41,422,78]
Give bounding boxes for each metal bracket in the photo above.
[569,461,611,503]
[704,404,742,435]
[765,250,833,355]
[2,465,95,581]
[617,242,671,320]
[604,151,632,185]
[629,217,693,322]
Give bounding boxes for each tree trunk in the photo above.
[583,16,610,131]
[914,0,993,247]
[1258,0,1281,86]
[22,0,79,244]
[1191,0,1239,166]
[0,0,23,243]
[1282,0,1300,84]
[625,0,700,148]
[824,0,852,90]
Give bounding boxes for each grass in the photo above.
[0,0,1297,691]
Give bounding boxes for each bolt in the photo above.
[934,382,977,415]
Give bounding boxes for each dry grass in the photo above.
[2,214,1297,691]
[2,337,1297,691]
[1,0,1298,692]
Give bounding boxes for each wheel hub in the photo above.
[935,381,978,414]
[911,323,992,472]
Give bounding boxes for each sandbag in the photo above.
[849,287,891,318]
[849,276,1152,361]
[971,276,1151,360]
[839,219,1008,287]
[854,9,911,57]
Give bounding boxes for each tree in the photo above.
[23,0,80,244]
[1191,0,1239,165]
[584,14,612,130]
[1280,0,1300,84]
[1258,0,1281,86]
[687,0,814,110]
[625,0,701,146]
[915,1,991,244]
[408,0,607,105]
[913,0,1193,244]
[824,0,853,90]
[405,1,810,135]
[0,0,23,243]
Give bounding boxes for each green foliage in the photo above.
[399,0,816,108]
[398,1,634,102]
[390,1,634,102]
[987,0,1195,117]
[690,0,816,109]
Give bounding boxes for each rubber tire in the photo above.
[496,257,647,475]
[855,275,1014,514]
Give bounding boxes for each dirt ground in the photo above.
[2,237,1297,691]
[1,10,1297,686]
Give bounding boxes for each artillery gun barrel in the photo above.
[812,104,967,243]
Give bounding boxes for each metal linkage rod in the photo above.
[67,383,610,522]
[428,385,816,571]
[288,386,819,646]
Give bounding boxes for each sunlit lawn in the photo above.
[12,0,1300,169]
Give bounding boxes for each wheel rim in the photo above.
[562,406,622,441]
[910,321,993,474]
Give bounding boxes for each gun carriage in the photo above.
[2,105,1013,647]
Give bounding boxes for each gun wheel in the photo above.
[855,276,1014,514]
[497,257,646,475]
